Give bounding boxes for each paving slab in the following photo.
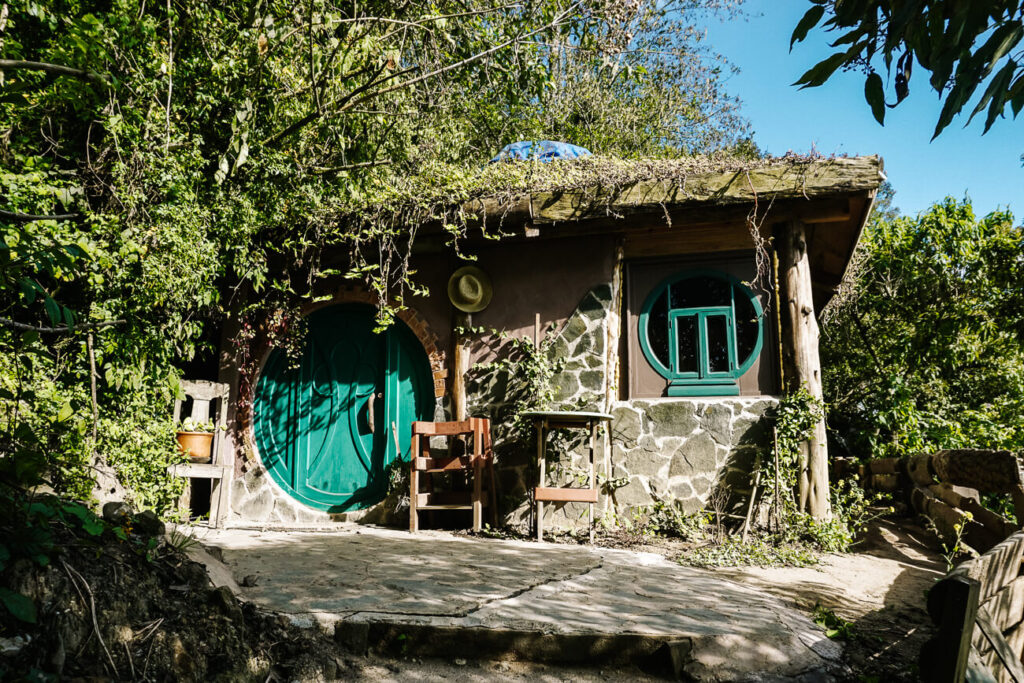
[191,525,842,681]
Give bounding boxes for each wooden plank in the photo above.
[983,577,1024,633]
[967,646,1000,683]
[869,458,901,475]
[415,492,474,507]
[921,574,982,683]
[413,456,474,472]
[931,483,1019,540]
[534,487,599,504]
[976,606,1024,683]
[908,452,935,487]
[169,463,229,479]
[871,473,901,492]
[933,450,1022,494]
[411,420,475,436]
[950,532,1024,604]
[1006,624,1024,671]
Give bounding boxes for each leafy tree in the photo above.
[821,197,1024,459]
[0,0,748,506]
[791,1,1024,137]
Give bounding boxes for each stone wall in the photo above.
[466,284,777,531]
[228,282,776,529]
[608,398,776,516]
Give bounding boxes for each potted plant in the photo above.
[175,418,220,463]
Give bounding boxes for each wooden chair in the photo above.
[169,380,231,528]
[409,417,497,532]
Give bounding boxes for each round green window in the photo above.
[638,270,763,396]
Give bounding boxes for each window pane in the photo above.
[734,287,759,364]
[670,276,730,309]
[648,291,670,367]
[706,315,730,373]
[675,316,697,373]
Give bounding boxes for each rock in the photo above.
[578,290,608,321]
[732,416,768,446]
[552,372,580,402]
[561,315,588,344]
[610,407,642,445]
[241,574,258,587]
[237,485,274,521]
[647,402,699,438]
[624,450,669,478]
[102,501,133,525]
[670,433,718,477]
[615,478,653,507]
[700,403,734,445]
[210,585,244,622]
[133,509,166,536]
[579,370,603,392]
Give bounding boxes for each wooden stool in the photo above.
[524,410,612,543]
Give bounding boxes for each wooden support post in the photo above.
[589,421,596,544]
[920,574,981,683]
[536,419,546,542]
[777,220,831,520]
[452,313,470,422]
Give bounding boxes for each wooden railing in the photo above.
[834,449,1024,555]
[921,531,1024,682]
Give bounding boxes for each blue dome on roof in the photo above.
[490,140,592,163]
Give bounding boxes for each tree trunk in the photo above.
[778,220,831,520]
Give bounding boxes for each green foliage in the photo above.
[684,532,820,568]
[822,198,1024,460]
[792,1,1024,136]
[466,323,567,439]
[0,0,749,506]
[812,604,855,641]
[636,500,711,540]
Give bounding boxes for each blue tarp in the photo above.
[490,140,592,163]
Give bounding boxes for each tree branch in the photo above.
[309,159,392,174]
[264,1,581,146]
[0,59,109,85]
[0,208,80,222]
[0,318,126,333]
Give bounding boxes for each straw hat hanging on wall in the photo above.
[447,266,493,313]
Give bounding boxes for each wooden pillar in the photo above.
[452,313,470,421]
[778,220,831,520]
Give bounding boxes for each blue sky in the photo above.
[700,2,1022,218]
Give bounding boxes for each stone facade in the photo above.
[229,282,776,528]
[608,398,776,515]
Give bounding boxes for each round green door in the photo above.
[253,304,435,512]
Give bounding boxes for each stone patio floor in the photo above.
[186,525,844,681]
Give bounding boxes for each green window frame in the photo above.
[638,269,764,397]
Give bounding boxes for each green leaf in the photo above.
[0,588,37,623]
[791,5,825,49]
[864,72,885,125]
[793,53,849,89]
[56,402,73,422]
[43,297,60,326]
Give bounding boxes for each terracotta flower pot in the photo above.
[175,431,214,463]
